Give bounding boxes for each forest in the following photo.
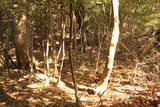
[0,0,160,107]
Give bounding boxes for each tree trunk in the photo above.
[15,0,33,69]
[58,4,66,83]
[69,2,80,106]
[96,0,120,95]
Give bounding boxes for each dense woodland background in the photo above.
[0,0,160,107]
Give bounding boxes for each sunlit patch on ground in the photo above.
[0,63,160,107]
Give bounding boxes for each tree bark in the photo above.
[96,0,120,95]
[15,0,33,69]
[58,4,66,83]
[69,2,80,106]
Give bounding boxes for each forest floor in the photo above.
[0,49,160,107]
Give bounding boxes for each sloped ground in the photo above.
[0,45,160,107]
[0,63,160,107]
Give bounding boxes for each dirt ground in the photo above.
[0,46,160,107]
[0,61,160,107]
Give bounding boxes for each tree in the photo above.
[96,0,120,94]
[69,2,80,106]
[15,0,33,69]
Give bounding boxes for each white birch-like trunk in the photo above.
[46,40,50,71]
[96,0,120,95]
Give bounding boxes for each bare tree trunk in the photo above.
[42,39,50,87]
[96,0,120,95]
[73,14,77,50]
[58,5,66,83]
[109,2,113,32]
[12,19,22,67]
[95,26,103,73]
[46,40,50,72]
[16,15,29,68]
[15,0,34,69]
[59,29,65,80]
[69,2,80,106]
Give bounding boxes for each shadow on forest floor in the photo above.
[0,67,82,107]
[0,55,160,107]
